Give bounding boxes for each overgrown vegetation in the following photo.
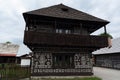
[99,32,113,39]
[0,64,30,80]
[31,77,101,80]
[5,41,11,44]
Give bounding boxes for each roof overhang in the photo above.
[0,53,16,57]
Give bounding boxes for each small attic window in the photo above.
[61,8,69,12]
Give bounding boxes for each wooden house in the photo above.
[0,43,19,63]
[23,4,110,76]
[93,38,120,69]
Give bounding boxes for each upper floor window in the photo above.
[56,29,59,33]
[65,29,71,34]
[56,29,63,33]
[56,29,71,34]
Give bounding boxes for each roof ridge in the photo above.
[23,4,109,23]
[23,3,63,14]
[58,4,109,22]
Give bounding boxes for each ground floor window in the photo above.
[52,53,74,68]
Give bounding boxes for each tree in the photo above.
[6,41,11,44]
[99,32,113,39]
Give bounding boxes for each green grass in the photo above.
[31,77,101,80]
[0,63,30,80]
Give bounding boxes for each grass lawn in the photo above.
[0,64,30,80]
[31,77,101,80]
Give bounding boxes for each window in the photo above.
[56,29,59,33]
[59,29,62,33]
[56,29,62,33]
[53,53,74,68]
[56,29,71,34]
[65,29,71,34]
[28,26,35,31]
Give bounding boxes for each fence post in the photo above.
[0,72,1,80]
[29,66,31,80]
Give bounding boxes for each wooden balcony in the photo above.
[24,31,109,48]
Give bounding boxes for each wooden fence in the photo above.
[0,64,30,80]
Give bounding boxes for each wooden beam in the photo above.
[104,25,107,34]
[80,23,82,34]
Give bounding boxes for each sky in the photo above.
[0,0,120,56]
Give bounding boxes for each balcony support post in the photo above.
[80,23,83,34]
[54,20,57,32]
[104,25,107,34]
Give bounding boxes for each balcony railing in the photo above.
[24,31,109,48]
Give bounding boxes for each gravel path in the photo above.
[93,67,120,80]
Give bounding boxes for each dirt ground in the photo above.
[93,67,120,80]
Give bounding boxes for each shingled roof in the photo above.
[0,43,19,57]
[24,4,109,23]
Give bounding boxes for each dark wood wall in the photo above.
[0,56,17,63]
[31,52,93,76]
[24,31,108,49]
[94,53,120,69]
[24,14,105,34]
